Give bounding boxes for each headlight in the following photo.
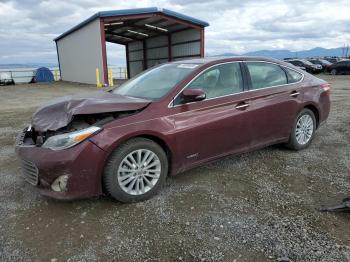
[42,126,101,150]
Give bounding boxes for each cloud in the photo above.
[0,0,349,64]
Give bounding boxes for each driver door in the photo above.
[169,62,253,170]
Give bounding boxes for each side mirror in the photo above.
[181,89,206,103]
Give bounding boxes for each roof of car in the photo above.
[173,56,285,64]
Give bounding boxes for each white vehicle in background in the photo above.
[0,72,15,86]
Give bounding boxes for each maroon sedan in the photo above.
[16,57,331,202]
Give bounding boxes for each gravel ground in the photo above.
[0,76,349,262]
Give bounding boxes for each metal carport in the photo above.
[54,7,209,85]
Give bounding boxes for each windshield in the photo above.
[113,63,200,100]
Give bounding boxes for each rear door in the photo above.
[336,61,349,74]
[291,61,302,67]
[345,61,350,74]
[169,62,253,169]
[243,61,304,147]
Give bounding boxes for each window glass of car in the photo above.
[319,59,332,65]
[289,61,302,66]
[114,63,200,100]
[284,67,303,83]
[336,61,350,66]
[300,59,314,66]
[246,62,288,89]
[310,59,324,65]
[185,62,243,100]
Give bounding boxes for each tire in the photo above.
[103,138,168,203]
[331,69,337,75]
[286,109,316,150]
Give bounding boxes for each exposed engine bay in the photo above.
[21,111,138,146]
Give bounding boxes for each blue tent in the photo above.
[33,67,54,83]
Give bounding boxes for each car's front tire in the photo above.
[331,69,337,75]
[286,109,316,150]
[103,138,168,203]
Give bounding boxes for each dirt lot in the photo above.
[0,76,349,262]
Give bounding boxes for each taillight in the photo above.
[321,83,331,94]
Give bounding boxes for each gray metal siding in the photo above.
[57,18,103,84]
[127,41,143,78]
[171,29,200,43]
[147,47,168,60]
[146,35,168,48]
[171,29,201,59]
[147,59,168,68]
[129,50,143,61]
[126,29,202,78]
[172,43,200,57]
[129,61,143,77]
[146,36,169,70]
[128,41,143,51]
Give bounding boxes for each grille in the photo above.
[20,159,39,186]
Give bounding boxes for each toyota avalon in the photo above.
[15,57,331,202]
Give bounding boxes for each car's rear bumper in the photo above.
[15,132,108,201]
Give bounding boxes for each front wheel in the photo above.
[331,69,337,75]
[286,109,316,150]
[103,138,168,203]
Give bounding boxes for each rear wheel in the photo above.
[331,69,337,75]
[103,138,168,203]
[286,109,316,150]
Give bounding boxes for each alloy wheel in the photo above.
[295,114,314,145]
[117,149,161,195]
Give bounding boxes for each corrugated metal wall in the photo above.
[128,41,143,77]
[146,36,169,68]
[127,29,202,78]
[57,19,104,84]
[171,29,201,60]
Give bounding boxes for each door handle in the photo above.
[290,91,300,97]
[235,103,250,110]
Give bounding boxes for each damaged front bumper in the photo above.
[15,128,108,200]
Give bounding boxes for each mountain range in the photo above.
[212,47,347,60]
[0,63,58,69]
[0,47,347,69]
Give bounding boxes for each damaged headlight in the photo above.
[42,126,101,150]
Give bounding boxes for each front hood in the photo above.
[31,91,151,132]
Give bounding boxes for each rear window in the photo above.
[246,62,287,89]
[300,59,314,66]
[289,60,303,67]
[284,67,303,83]
[319,59,332,65]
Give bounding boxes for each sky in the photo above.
[0,0,350,65]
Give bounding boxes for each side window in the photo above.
[186,63,243,100]
[284,67,303,83]
[246,62,287,90]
